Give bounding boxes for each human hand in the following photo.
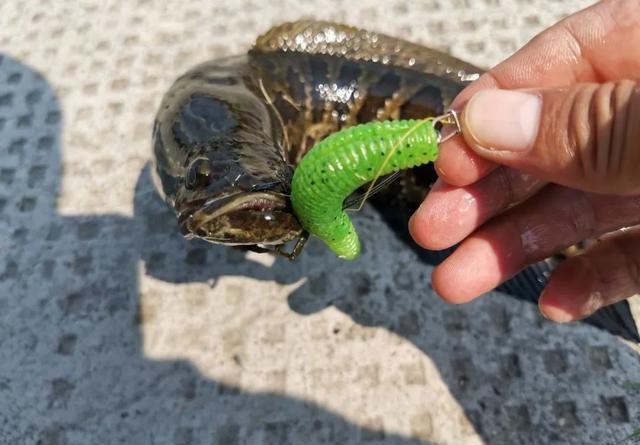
[409,0,640,322]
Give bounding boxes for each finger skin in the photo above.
[461,81,640,195]
[540,229,640,322]
[436,0,640,186]
[409,169,545,250]
[431,186,640,304]
[435,136,496,187]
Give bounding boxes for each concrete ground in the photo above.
[1,1,639,444]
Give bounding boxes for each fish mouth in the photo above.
[177,191,302,245]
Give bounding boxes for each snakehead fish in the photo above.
[151,21,639,342]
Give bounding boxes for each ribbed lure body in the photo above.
[291,119,439,259]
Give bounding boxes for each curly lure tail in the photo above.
[290,119,439,259]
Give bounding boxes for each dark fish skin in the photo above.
[152,20,638,342]
[152,55,300,245]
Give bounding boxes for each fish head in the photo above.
[176,147,303,246]
[152,59,303,246]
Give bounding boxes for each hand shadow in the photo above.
[0,54,438,445]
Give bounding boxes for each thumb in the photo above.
[459,81,640,195]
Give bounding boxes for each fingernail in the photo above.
[538,302,575,323]
[538,261,597,323]
[463,89,542,152]
[408,211,417,228]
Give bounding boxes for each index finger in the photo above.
[436,0,640,186]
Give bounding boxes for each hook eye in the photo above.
[432,110,462,144]
[185,157,214,190]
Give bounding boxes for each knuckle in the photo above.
[563,80,640,192]
[615,81,640,192]
[493,167,514,209]
[611,236,640,294]
[565,83,597,179]
[567,190,596,236]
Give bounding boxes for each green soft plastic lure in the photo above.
[290,118,441,260]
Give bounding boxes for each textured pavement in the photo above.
[1,1,639,444]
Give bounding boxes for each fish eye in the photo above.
[186,157,214,190]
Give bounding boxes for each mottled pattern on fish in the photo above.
[251,21,480,161]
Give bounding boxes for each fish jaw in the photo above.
[177,191,303,245]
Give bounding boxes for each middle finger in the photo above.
[431,185,640,303]
[410,167,546,250]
